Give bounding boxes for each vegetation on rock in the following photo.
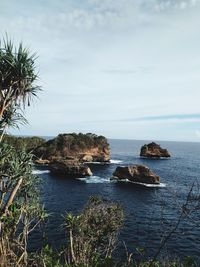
[34,132,110,162]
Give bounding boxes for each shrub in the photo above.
[3,135,45,152]
[0,143,47,266]
[65,196,124,267]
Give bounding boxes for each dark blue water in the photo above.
[32,139,200,261]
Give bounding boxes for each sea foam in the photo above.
[120,179,167,188]
[32,170,50,175]
[78,176,109,184]
[110,159,123,164]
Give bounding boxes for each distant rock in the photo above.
[112,165,160,184]
[140,142,171,158]
[34,133,110,164]
[49,159,93,178]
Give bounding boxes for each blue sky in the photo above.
[0,0,200,141]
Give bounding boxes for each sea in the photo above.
[31,139,200,262]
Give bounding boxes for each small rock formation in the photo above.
[49,159,93,178]
[34,133,110,164]
[34,159,50,165]
[140,142,171,158]
[112,165,160,184]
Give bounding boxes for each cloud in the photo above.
[1,0,199,34]
[102,66,152,75]
[1,0,200,141]
[68,114,200,125]
[102,69,137,75]
[195,130,200,138]
[134,114,200,122]
[153,0,198,11]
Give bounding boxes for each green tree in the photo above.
[0,37,40,138]
[65,196,124,266]
[0,37,45,267]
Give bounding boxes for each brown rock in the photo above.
[49,159,93,178]
[112,165,160,184]
[80,154,93,162]
[34,159,50,165]
[33,133,110,163]
[140,142,171,158]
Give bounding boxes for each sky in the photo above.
[0,0,200,142]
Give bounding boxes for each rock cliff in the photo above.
[112,165,160,184]
[140,142,171,158]
[34,133,110,164]
[49,159,92,178]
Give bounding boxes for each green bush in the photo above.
[65,196,124,267]
[3,135,45,152]
[0,143,47,266]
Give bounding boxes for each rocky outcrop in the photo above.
[34,159,50,165]
[49,159,93,178]
[34,133,110,164]
[112,165,160,184]
[140,142,171,158]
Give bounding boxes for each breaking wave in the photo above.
[85,159,123,165]
[110,159,123,164]
[78,176,109,183]
[32,170,50,175]
[117,179,167,188]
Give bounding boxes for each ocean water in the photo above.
[31,139,200,261]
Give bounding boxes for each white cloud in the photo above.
[1,0,199,34]
[195,130,200,139]
[153,0,199,11]
[0,0,200,141]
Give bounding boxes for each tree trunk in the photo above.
[3,177,23,214]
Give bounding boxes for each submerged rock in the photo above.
[49,159,93,178]
[140,142,171,158]
[112,165,160,184]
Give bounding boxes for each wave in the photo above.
[32,170,50,175]
[110,159,123,164]
[85,159,123,165]
[78,176,109,184]
[133,182,167,188]
[117,179,167,188]
[78,176,166,187]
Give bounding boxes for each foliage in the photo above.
[34,133,109,160]
[0,37,40,137]
[65,196,124,267]
[21,248,199,267]
[0,36,44,267]
[29,245,67,267]
[0,143,47,266]
[4,134,45,152]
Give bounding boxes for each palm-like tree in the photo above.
[0,37,40,138]
[0,105,27,141]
